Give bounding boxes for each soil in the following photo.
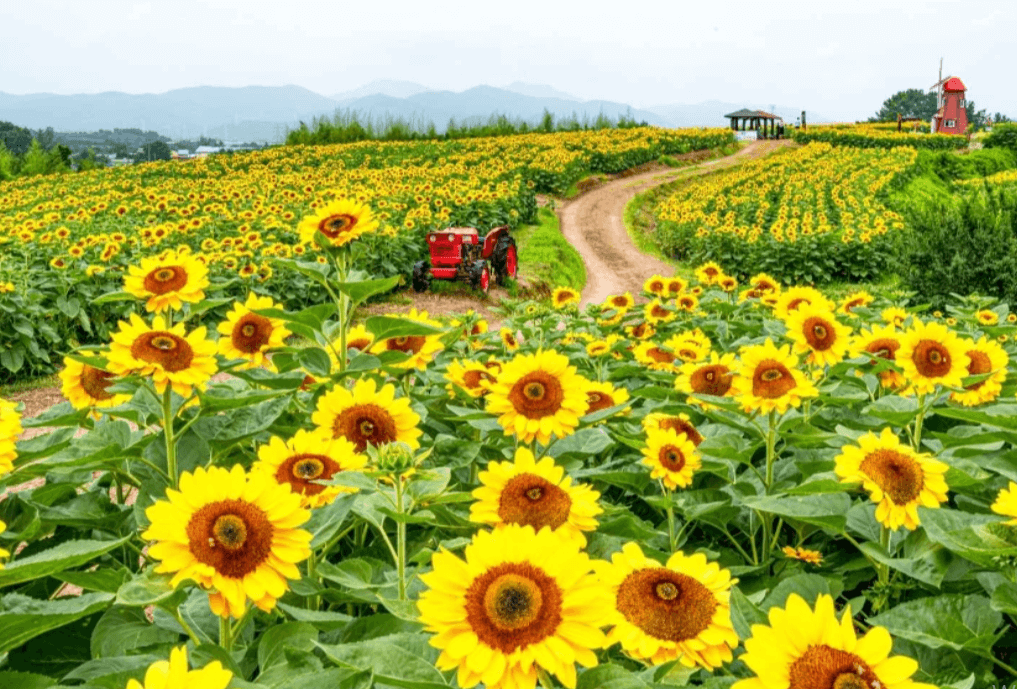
[557,140,794,307]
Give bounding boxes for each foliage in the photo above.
[793,123,967,150]
[984,123,1017,154]
[514,207,585,290]
[652,143,915,284]
[0,120,34,156]
[132,141,173,163]
[1,259,1016,687]
[872,88,938,122]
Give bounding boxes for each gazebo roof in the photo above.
[724,108,782,120]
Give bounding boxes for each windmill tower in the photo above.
[929,58,967,135]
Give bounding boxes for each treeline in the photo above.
[285,108,650,146]
[1,121,105,179]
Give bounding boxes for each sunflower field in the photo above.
[792,124,966,151]
[0,126,734,382]
[1,219,1016,689]
[652,143,915,284]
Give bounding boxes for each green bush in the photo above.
[916,148,1017,181]
[984,122,1017,153]
[893,183,1017,307]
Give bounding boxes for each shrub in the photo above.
[984,122,1017,154]
[893,183,1017,307]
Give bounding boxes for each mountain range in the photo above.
[0,80,831,143]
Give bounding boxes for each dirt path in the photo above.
[558,140,794,307]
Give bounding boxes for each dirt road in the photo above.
[558,140,792,307]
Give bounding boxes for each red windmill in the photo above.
[930,60,968,135]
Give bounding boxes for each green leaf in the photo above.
[258,622,319,671]
[990,581,1017,616]
[761,574,839,611]
[0,536,132,589]
[297,346,332,378]
[365,316,445,341]
[577,663,654,689]
[0,592,114,654]
[741,494,851,532]
[90,606,179,658]
[335,275,401,306]
[921,508,1017,566]
[115,570,187,608]
[868,594,1003,653]
[866,395,920,427]
[93,291,139,304]
[276,602,353,632]
[547,427,613,457]
[729,587,767,640]
[54,567,130,594]
[0,671,57,689]
[315,633,447,688]
[858,540,954,588]
[62,655,159,687]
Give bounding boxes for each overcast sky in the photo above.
[3,0,1014,121]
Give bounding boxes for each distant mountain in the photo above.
[502,82,582,101]
[331,80,432,102]
[647,100,834,127]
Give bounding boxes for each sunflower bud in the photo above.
[371,442,418,476]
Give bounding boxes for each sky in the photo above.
[2,0,1015,121]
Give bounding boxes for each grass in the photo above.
[0,373,60,398]
[513,207,586,291]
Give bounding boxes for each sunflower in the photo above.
[694,261,724,286]
[0,519,8,568]
[597,311,625,327]
[773,286,835,321]
[991,481,1017,525]
[485,350,589,445]
[882,306,907,328]
[733,593,936,689]
[327,323,376,370]
[595,542,738,669]
[143,464,312,618]
[625,321,656,340]
[297,198,379,248]
[311,378,422,452]
[676,294,699,313]
[642,427,701,490]
[470,447,602,545]
[676,352,737,408]
[370,309,444,370]
[851,323,907,389]
[584,380,630,417]
[840,290,874,315]
[445,358,498,398]
[951,336,1009,406]
[127,646,231,689]
[897,319,968,395]
[782,546,823,565]
[976,309,999,326]
[418,524,610,689]
[500,328,521,351]
[665,332,711,363]
[643,275,667,297]
[665,277,688,297]
[784,302,852,367]
[749,273,780,294]
[552,286,581,309]
[585,340,612,358]
[253,428,367,508]
[633,341,678,373]
[731,339,818,414]
[107,314,218,397]
[718,275,738,293]
[644,299,676,325]
[604,292,635,312]
[835,428,949,530]
[216,293,289,370]
[124,249,209,313]
[643,412,704,446]
[59,357,129,411]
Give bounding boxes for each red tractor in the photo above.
[412,225,518,294]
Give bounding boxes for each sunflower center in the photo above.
[80,365,116,401]
[965,350,993,390]
[586,391,614,413]
[130,331,195,372]
[752,360,797,398]
[679,297,696,309]
[276,453,340,496]
[804,317,835,350]
[504,333,517,346]
[318,213,357,239]
[659,445,686,472]
[658,418,704,446]
[556,292,571,304]
[333,403,398,452]
[186,499,274,578]
[650,280,664,292]
[912,340,951,378]
[231,313,273,354]
[787,645,878,689]
[508,372,565,419]
[690,364,733,397]
[786,298,808,312]
[143,265,188,294]
[632,324,650,338]
[347,337,372,351]
[865,338,899,363]
[611,297,628,308]
[859,448,925,505]
[647,347,676,364]
[465,562,563,653]
[678,348,699,360]
[651,305,669,318]
[616,568,718,642]
[462,370,495,390]
[386,335,426,354]
[498,473,573,530]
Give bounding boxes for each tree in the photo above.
[539,109,555,133]
[0,141,15,181]
[872,89,938,122]
[0,121,33,156]
[35,126,56,150]
[965,101,989,131]
[20,139,51,176]
[991,112,1012,125]
[133,140,172,163]
[76,147,104,172]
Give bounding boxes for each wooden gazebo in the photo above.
[724,109,783,138]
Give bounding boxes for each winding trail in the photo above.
[558,140,793,307]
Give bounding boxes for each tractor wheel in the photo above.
[470,260,490,294]
[412,260,431,293]
[492,235,518,286]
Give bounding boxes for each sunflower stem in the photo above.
[764,410,778,491]
[219,615,233,652]
[173,607,201,646]
[307,549,320,610]
[161,387,178,488]
[661,480,677,552]
[395,476,408,601]
[912,393,927,452]
[878,525,891,586]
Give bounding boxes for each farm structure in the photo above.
[930,76,968,135]
[724,109,785,139]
